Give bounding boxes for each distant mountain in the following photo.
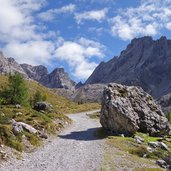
[86,36,171,99]
[20,64,48,82]
[158,93,171,113]
[71,83,106,103]
[21,64,76,90]
[0,52,27,77]
[0,51,76,90]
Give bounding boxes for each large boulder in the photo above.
[34,102,53,112]
[100,83,171,136]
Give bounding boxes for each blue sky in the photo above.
[1,0,171,82]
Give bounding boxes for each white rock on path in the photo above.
[12,119,37,134]
[1,110,104,171]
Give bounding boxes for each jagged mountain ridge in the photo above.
[21,64,76,89]
[0,52,27,78]
[86,36,171,98]
[0,52,76,90]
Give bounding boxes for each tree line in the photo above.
[0,73,46,106]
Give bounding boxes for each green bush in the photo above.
[32,90,47,106]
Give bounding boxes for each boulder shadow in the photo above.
[58,127,108,141]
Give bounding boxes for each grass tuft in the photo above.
[0,75,100,151]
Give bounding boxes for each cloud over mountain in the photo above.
[110,0,171,40]
[1,0,171,81]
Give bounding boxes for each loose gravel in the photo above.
[1,110,105,171]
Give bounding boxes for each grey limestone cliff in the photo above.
[0,52,75,90]
[0,52,27,77]
[21,64,76,90]
[86,36,171,99]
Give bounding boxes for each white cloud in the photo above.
[38,4,76,21]
[75,0,113,4]
[55,38,105,79]
[0,0,45,42]
[110,0,171,40]
[74,61,97,79]
[75,8,108,24]
[166,22,171,30]
[13,0,47,13]
[3,41,55,65]
[88,27,104,35]
[0,0,58,66]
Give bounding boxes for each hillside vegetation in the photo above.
[0,75,100,152]
[89,111,171,170]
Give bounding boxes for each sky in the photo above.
[0,0,171,82]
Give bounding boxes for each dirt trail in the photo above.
[1,110,105,171]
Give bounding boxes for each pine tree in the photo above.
[1,73,28,105]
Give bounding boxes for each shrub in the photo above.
[32,90,47,105]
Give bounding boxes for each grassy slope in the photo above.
[0,76,100,113]
[95,128,170,170]
[0,76,100,151]
[90,112,170,170]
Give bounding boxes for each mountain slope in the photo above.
[21,64,76,89]
[71,84,106,103]
[0,52,76,90]
[0,52,27,77]
[86,36,171,98]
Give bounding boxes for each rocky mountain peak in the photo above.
[86,36,171,98]
[21,64,76,90]
[7,57,16,63]
[131,36,153,44]
[47,68,76,90]
[52,68,65,73]
[0,52,75,90]
[0,52,27,77]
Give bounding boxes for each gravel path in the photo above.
[1,110,105,171]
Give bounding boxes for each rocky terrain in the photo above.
[86,36,171,99]
[21,64,76,89]
[0,110,105,171]
[71,84,106,103]
[100,83,171,136]
[0,52,27,78]
[100,83,171,169]
[57,36,171,108]
[0,51,75,89]
[158,93,171,113]
[1,110,166,171]
[2,36,171,113]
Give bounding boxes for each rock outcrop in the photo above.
[12,119,37,135]
[43,68,76,89]
[0,52,27,77]
[0,52,76,90]
[56,83,106,103]
[21,64,76,89]
[34,102,53,112]
[86,36,171,99]
[158,93,171,113]
[71,84,106,103]
[100,83,171,136]
[20,64,48,82]
[56,88,75,100]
